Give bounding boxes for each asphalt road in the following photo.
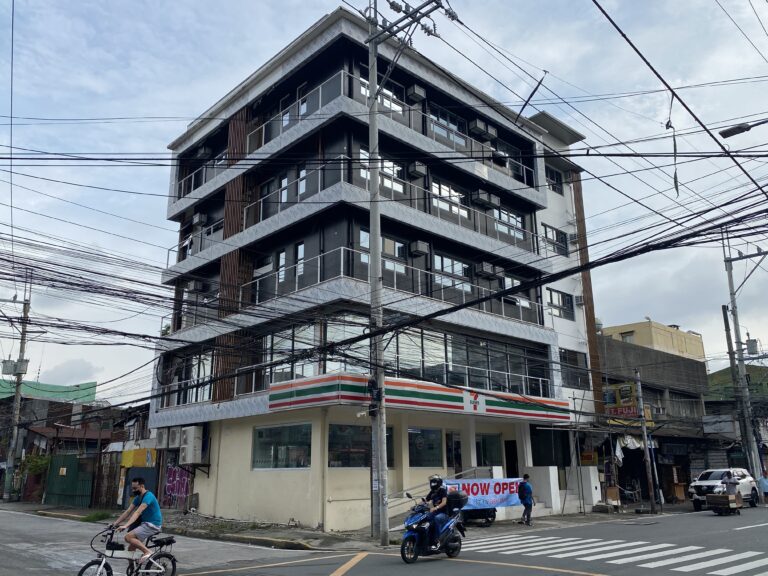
[4,506,768,576]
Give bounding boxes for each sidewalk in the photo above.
[0,500,693,549]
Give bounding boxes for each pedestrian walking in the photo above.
[758,470,768,508]
[518,474,534,526]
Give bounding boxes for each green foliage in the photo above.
[81,511,114,523]
[21,454,50,476]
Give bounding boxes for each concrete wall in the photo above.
[602,321,705,361]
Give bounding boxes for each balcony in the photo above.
[160,289,219,335]
[158,378,212,409]
[176,150,228,200]
[167,218,225,266]
[240,246,546,327]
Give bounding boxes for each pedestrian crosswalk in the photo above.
[462,533,768,575]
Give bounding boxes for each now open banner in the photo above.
[445,478,524,509]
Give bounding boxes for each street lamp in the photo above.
[719,118,768,139]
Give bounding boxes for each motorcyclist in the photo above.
[425,474,448,550]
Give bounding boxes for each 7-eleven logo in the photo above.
[470,392,480,411]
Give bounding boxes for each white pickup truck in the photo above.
[688,468,759,511]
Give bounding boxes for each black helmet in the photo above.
[429,474,443,490]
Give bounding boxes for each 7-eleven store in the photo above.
[154,373,599,531]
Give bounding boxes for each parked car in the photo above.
[688,468,758,511]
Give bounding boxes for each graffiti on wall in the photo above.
[162,465,191,509]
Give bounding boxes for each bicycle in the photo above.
[78,526,177,576]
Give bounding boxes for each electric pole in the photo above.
[364,0,445,545]
[635,370,657,514]
[2,285,31,502]
[724,248,766,487]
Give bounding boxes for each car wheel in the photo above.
[750,489,758,508]
[693,499,702,512]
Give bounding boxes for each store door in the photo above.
[446,431,462,475]
[505,440,519,478]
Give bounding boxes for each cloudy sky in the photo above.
[0,0,767,401]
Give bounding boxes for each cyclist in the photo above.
[112,477,163,564]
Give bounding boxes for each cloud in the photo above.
[41,358,102,385]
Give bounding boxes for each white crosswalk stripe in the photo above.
[710,558,768,576]
[463,533,540,546]
[578,543,676,561]
[522,539,626,556]
[550,541,650,558]
[608,546,703,564]
[640,549,734,569]
[672,552,764,572]
[462,535,559,551]
[507,538,604,555]
[482,538,584,554]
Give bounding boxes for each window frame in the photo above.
[408,427,444,468]
[542,223,569,256]
[547,287,575,321]
[545,165,564,194]
[328,424,394,468]
[251,423,312,470]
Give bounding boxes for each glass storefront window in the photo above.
[409,427,443,467]
[328,425,394,467]
[252,424,311,469]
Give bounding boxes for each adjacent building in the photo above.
[601,320,705,361]
[149,8,598,530]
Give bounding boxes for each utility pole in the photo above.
[364,0,444,546]
[635,370,657,514]
[2,285,31,502]
[722,305,750,464]
[724,248,765,487]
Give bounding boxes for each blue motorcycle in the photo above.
[400,490,467,564]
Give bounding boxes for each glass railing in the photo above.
[239,246,546,326]
[176,150,228,200]
[242,155,346,230]
[160,289,219,335]
[350,159,545,255]
[245,70,345,154]
[167,218,225,266]
[158,378,212,408]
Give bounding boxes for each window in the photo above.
[293,323,317,378]
[279,174,289,204]
[559,348,590,389]
[295,243,305,278]
[360,230,406,271]
[277,250,286,282]
[359,149,404,195]
[298,165,307,196]
[431,180,469,218]
[325,314,368,374]
[434,254,472,293]
[408,427,443,467]
[547,288,575,321]
[542,224,569,256]
[297,84,308,116]
[328,425,394,467]
[476,434,503,466]
[428,103,467,146]
[620,331,635,344]
[494,207,525,240]
[280,95,291,128]
[252,424,311,469]
[546,166,564,194]
[358,71,404,114]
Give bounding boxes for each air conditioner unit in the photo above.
[409,240,430,256]
[156,428,169,450]
[195,146,212,159]
[471,189,500,208]
[190,280,205,293]
[568,232,579,245]
[168,426,182,449]
[180,445,204,466]
[192,213,207,226]
[406,84,426,102]
[468,118,488,137]
[575,295,585,307]
[408,161,427,178]
[474,262,496,278]
[485,124,498,139]
[180,425,205,465]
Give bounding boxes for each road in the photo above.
[4,507,768,575]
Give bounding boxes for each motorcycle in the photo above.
[400,490,467,564]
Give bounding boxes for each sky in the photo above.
[0,0,767,402]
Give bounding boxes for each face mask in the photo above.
[132,489,141,496]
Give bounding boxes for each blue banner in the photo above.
[445,478,523,509]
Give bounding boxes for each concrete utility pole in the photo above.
[724,248,766,486]
[635,369,657,514]
[2,286,31,502]
[364,0,444,545]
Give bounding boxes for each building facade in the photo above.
[601,320,705,361]
[149,8,598,530]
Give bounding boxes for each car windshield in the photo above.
[698,470,728,481]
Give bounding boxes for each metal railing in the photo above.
[176,150,228,199]
[159,378,213,408]
[242,155,347,230]
[167,218,225,266]
[351,159,544,255]
[159,290,219,335]
[239,246,546,327]
[245,70,345,154]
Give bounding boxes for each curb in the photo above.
[36,510,94,521]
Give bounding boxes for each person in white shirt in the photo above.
[722,471,740,496]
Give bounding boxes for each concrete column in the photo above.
[398,413,411,491]
[463,416,478,469]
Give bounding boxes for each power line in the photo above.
[715,0,768,65]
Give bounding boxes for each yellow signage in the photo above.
[604,383,654,427]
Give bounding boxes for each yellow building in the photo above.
[602,320,705,361]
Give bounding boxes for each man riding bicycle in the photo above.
[112,477,163,564]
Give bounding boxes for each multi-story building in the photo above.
[602,320,706,361]
[149,8,598,530]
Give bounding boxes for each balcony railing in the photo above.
[176,150,228,200]
[160,290,220,335]
[245,70,345,154]
[159,378,212,408]
[242,155,346,230]
[167,218,225,266]
[240,246,546,327]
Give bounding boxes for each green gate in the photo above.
[45,454,94,508]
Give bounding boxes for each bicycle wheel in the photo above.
[141,552,176,576]
[78,559,113,576]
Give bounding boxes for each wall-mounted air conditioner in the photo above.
[192,213,207,227]
[408,162,427,178]
[575,295,585,307]
[180,425,205,465]
[474,262,496,278]
[190,280,205,293]
[409,240,430,256]
[568,232,579,245]
[168,426,182,449]
[406,84,426,102]
[155,428,169,450]
[471,189,500,208]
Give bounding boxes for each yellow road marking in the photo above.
[329,552,369,576]
[180,552,355,576]
[372,552,608,576]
